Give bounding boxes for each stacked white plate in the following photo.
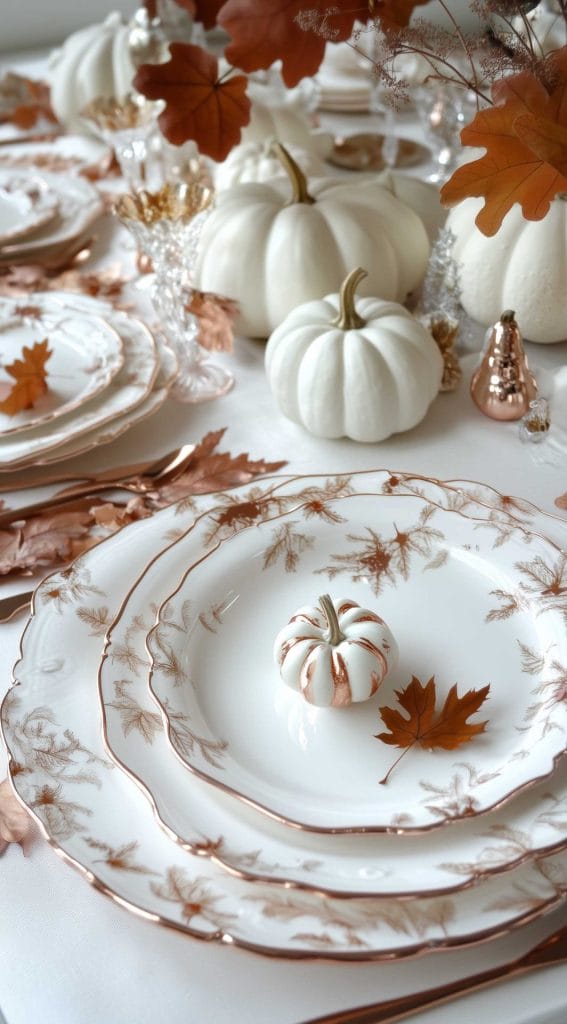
[3,468,566,959]
[316,39,372,112]
[0,292,176,471]
[0,162,104,267]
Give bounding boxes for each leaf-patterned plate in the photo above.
[101,471,567,897]
[0,295,124,436]
[147,483,567,833]
[2,473,566,958]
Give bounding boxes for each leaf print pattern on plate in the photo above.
[146,485,567,834]
[99,473,567,898]
[1,471,565,956]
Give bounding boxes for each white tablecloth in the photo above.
[0,47,566,1024]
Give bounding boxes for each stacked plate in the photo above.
[2,469,566,958]
[0,292,176,471]
[316,40,372,112]
[0,163,103,267]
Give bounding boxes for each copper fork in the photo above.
[0,443,195,529]
[302,921,567,1024]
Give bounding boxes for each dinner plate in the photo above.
[0,169,103,265]
[147,486,567,833]
[0,292,159,469]
[2,479,565,959]
[0,171,58,245]
[0,296,124,436]
[0,133,113,181]
[101,471,567,897]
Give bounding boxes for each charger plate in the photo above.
[101,471,567,897]
[2,472,566,958]
[0,171,58,244]
[147,482,567,834]
[0,293,159,469]
[0,296,124,436]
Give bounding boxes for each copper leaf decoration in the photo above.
[0,339,52,416]
[375,675,490,784]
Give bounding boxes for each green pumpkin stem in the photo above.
[332,267,368,331]
[319,594,345,646]
[271,141,315,206]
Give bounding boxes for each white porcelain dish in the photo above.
[0,171,58,244]
[101,471,567,897]
[147,485,567,833]
[0,296,124,436]
[2,476,565,959]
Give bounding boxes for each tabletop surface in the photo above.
[0,45,566,1024]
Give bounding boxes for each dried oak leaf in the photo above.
[0,508,92,575]
[0,72,57,129]
[375,675,490,783]
[441,49,567,236]
[0,339,52,416]
[187,290,239,352]
[0,777,36,855]
[371,0,430,32]
[134,43,251,160]
[153,427,287,505]
[219,0,367,88]
[171,0,225,27]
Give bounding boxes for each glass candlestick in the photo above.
[116,183,233,403]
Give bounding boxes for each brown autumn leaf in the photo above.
[173,0,225,27]
[375,675,490,783]
[219,0,367,88]
[0,339,52,416]
[153,427,287,505]
[0,72,57,129]
[0,777,36,855]
[0,508,93,575]
[187,290,239,352]
[134,43,251,160]
[371,0,430,32]
[441,49,567,237]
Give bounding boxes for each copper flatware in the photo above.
[0,590,33,623]
[301,921,567,1024]
[0,444,195,529]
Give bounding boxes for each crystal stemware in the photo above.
[116,183,233,403]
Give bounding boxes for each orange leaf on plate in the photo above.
[441,48,567,236]
[187,290,239,352]
[219,0,367,88]
[0,339,52,416]
[134,43,251,160]
[375,675,490,783]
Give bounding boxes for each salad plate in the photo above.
[0,292,159,469]
[147,485,567,833]
[0,133,113,180]
[0,296,124,436]
[0,168,103,265]
[2,477,566,959]
[0,171,58,244]
[101,472,567,897]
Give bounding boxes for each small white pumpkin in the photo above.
[215,139,324,191]
[196,145,430,338]
[48,13,137,130]
[265,267,443,441]
[447,196,567,344]
[274,594,397,708]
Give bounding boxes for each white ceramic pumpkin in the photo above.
[274,595,398,708]
[48,13,137,130]
[196,145,430,338]
[447,196,567,344]
[375,169,447,242]
[215,140,324,191]
[264,267,443,441]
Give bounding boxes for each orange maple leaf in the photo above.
[375,675,490,783]
[441,48,567,236]
[0,339,52,416]
[370,0,430,32]
[219,0,369,88]
[134,43,251,160]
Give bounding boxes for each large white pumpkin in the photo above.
[375,169,447,242]
[48,13,136,130]
[196,146,430,338]
[447,196,567,344]
[265,267,443,441]
[215,140,324,190]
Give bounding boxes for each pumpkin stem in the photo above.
[319,594,345,646]
[332,267,367,331]
[271,141,315,206]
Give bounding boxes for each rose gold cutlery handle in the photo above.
[0,488,130,529]
[302,923,567,1024]
[0,590,33,623]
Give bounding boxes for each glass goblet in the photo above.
[116,183,233,404]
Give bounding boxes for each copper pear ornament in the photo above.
[470,310,538,421]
